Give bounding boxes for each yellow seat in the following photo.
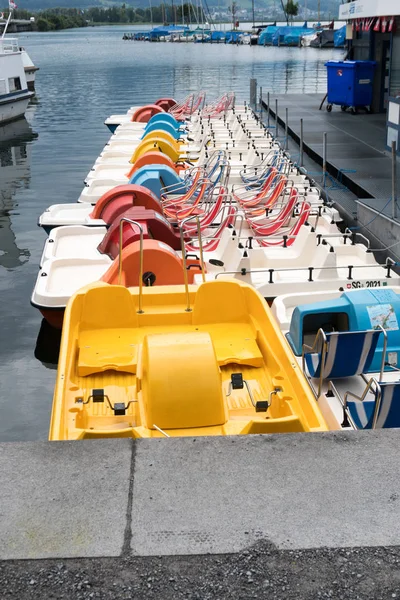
[138,331,228,429]
[192,280,249,325]
[78,329,138,377]
[192,281,264,367]
[76,284,139,376]
[141,130,181,145]
[209,325,264,367]
[78,284,139,330]
[129,139,181,164]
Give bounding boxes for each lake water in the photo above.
[0,25,342,441]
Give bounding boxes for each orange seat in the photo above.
[154,98,177,111]
[125,152,179,179]
[131,104,165,123]
[101,240,203,287]
[89,185,163,222]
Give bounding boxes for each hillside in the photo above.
[6,0,342,18]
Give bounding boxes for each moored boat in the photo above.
[34,91,400,441]
[0,37,34,124]
[49,279,328,440]
[271,286,400,430]
[20,47,39,91]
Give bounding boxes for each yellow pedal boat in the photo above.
[49,280,327,440]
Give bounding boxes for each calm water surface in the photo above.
[0,26,342,441]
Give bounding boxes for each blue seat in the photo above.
[146,113,181,128]
[141,122,181,140]
[303,328,383,396]
[346,381,400,429]
[129,165,188,198]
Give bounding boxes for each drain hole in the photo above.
[209,259,224,267]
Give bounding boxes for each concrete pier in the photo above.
[261,93,393,203]
[2,431,400,561]
[3,433,400,597]
[261,93,400,263]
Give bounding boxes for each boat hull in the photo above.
[38,307,65,329]
[0,91,33,125]
[25,69,38,91]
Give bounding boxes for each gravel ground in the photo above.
[2,542,400,599]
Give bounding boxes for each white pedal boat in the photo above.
[39,185,163,232]
[31,227,242,329]
[40,182,328,232]
[195,226,399,299]
[39,199,337,266]
[78,175,318,205]
[39,205,189,267]
[84,152,305,184]
[270,285,400,431]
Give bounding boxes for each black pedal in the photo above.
[231,373,244,390]
[114,403,126,416]
[92,389,104,403]
[256,401,269,413]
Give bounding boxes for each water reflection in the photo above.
[0,118,38,269]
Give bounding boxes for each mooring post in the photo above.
[267,91,270,128]
[275,99,279,136]
[259,86,263,116]
[250,78,257,108]
[300,118,304,167]
[285,107,289,151]
[322,132,327,188]
[392,141,398,220]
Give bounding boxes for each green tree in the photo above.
[229,1,237,29]
[285,0,299,22]
[176,3,191,25]
[36,17,51,31]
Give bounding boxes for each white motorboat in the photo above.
[301,32,318,47]
[0,37,34,124]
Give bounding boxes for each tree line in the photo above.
[2,3,208,30]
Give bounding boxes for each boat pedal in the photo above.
[92,388,105,402]
[114,403,127,416]
[231,373,243,389]
[88,389,134,415]
[229,374,269,413]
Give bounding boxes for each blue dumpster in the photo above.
[325,60,376,113]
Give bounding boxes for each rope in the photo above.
[348,197,392,230]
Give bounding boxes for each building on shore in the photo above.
[339,0,400,115]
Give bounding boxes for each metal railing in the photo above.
[0,38,19,54]
[302,326,387,399]
[180,215,206,312]
[118,218,144,314]
[215,257,397,284]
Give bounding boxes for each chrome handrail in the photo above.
[301,328,327,397]
[343,377,381,430]
[118,218,144,314]
[344,228,371,250]
[180,214,206,287]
